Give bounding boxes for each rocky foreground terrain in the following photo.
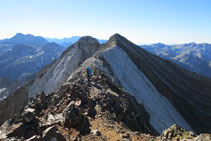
[0,69,210,141]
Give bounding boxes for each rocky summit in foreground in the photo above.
[0,69,156,140]
[0,34,211,140]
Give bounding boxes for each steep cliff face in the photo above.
[101,45,193,133]
[28,36,100,98]
[104,34,211,134]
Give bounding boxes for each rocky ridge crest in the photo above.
[0,69,157,140]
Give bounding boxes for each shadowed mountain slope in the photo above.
[109,34,211,134]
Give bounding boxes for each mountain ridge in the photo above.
[1,33,48,46]
[0,34,211,140]
[141,42,211,78]
[45,36,107,47]
[0,33,66,82]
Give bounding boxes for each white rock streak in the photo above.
[28,37,99,98]
[102,45,193,133]
[29,45,82,98]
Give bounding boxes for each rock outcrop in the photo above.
[160,124,195,140]
[0,69,157,140]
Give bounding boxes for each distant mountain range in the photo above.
[0,33,107,98]
[141,42,211,78]
[45,36,81,47]
[45,36,107,47]
[1,33,48,46]
[0,33,65,82]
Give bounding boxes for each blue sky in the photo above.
[0,0,210,44]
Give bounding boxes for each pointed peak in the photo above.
[66,36,100,51]
[106,33,135,48]
[75,36,100,47]
[184,42,197,46]
[100,33,138,51]
[78,36,97,41]
[109,33,125,42]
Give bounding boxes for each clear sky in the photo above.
[0,0,211,44]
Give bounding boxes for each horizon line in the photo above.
[1,32,211,45]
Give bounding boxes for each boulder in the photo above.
[22,108,35,123]
[7,123,25,138]
[121,132,130,139]
[41,125,65,141]
[161,124,195,139]
[63,101,80,127]
[25,135,39,141]
[194,134,211,141]
[85,108,96,118]
[75,99,82,107]
[95,104,103,115]
[63,101,91,135]
[91,129,101,136]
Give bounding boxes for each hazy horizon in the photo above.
[1,32,211,45]
[0,0,211,44]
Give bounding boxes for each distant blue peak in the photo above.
[152,42,166,47]
[14,33,34,38]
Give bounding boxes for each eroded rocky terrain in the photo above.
[1,69,210,140]
[0,69,157,140]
